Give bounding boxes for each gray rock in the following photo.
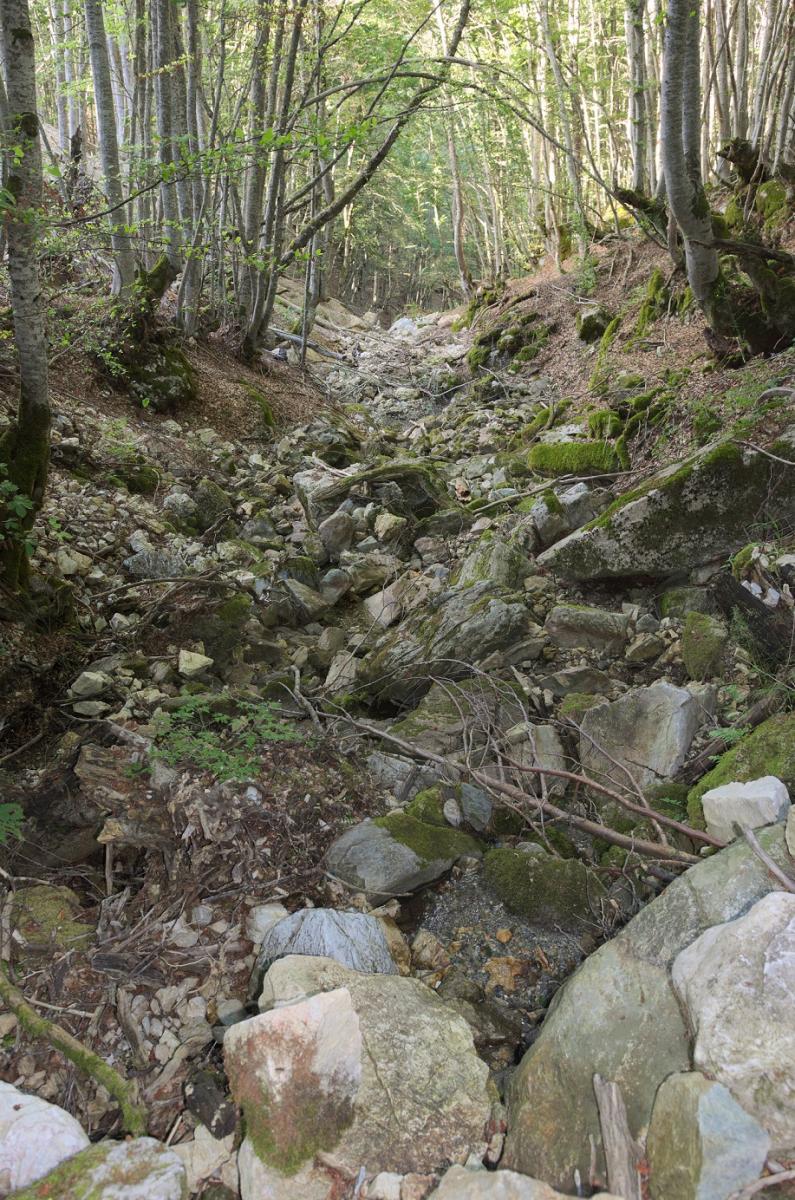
[456,537,534,590]
[579,682,700,806]
[672,891,795,1155]
[69,670,110,699]
[123,548,188,579]
[318,510,355,560]
[545,604,630,653]
[531,482,602,548]
[646,1072,769,1200]
[325,815,481,901]
[503,826,792,1191]
[700,775,790,843]
[788,806,795,856]
[0,1082,89,1192]
[538,666,612,696]
[366,751,439,801]
[253,908,397,979]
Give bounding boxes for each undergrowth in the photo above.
[152,694,302,781]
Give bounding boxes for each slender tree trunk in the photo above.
[435,0,473,296]
[84,0,136,294]
[153,0,181,269]
[0,0,51,594]
[625,0,648,192]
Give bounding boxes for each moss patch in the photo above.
[406,787,447,827]
[483,848,605,924]
[374,812,483,864]
[10,885,95,954]
[687,712,795,825]
[682,611,728,680]
[528,440,619,477]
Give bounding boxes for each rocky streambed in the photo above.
[3,313,795,1198]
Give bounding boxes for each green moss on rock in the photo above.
[560,692,604,721]
[687,712,795,825]
[406,787,448,827]
[528,440,620,477]
[374,812,483,863]
[10,885,95,955]
[483,847,605,924]
[682,611,728,680]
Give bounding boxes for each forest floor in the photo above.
[2,226,795,1197]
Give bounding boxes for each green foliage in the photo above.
[152,694,301,781]
[528,439,619,476]
[0,802,23,846]
[0,463,35,557]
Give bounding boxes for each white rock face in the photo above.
[173,1125,236,1193]
[0,1082,89,1193]
[225,986,362,1198]
[672,891,795,1155]
[701,775,790,843]
[786,806,795,857]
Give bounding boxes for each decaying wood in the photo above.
[593,1074,643,1200]
[713,572,795,667]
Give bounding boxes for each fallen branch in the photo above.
[0,967,148,1135]
[728,1169,795,1199]
[736,824,795,893]
[337,714,700,864]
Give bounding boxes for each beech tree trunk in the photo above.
[0,0,51,594]
[84,0,136,295]
[625,0,648,193]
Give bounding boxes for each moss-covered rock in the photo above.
[755,179,789,233]
[687,712,795,825]
[10,885,95,955]
[407,787,448,827]
[8,1137,187,1199]
[528,440,620,477]
[577,304,614,343]
[559,691,604,721]
[540,440,795,581]
[484,848,606,925]
[633,269,669,339]
[193,477,234,532]
[128,345,196,413]
[659,587,711,619]
[682,611,728,680]
[454,534,534,590]
[192,592,254,667]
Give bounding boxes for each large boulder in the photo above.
[579,683,700,810]
[0,1083,89,1193]
[545,605,630,653]
[646,1072,769,1200]
[233,955,493,1199]
[700,775,790,843]
[8,1138,187,1200]
[538,440,795,580]
[252,908,398,979]
[325,814,482,902]
[672,892,795,1156]
[502,826,792,1192]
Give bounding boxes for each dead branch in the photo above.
[0,967,148,1135]
[728,1170,795,1199]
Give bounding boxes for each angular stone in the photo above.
[0,1083,89,1193]
[225,988,362,1178]
[672,891,795,1156]
[579,682,699,803]
[787,806,795,857]
[456,537,534,590]
[318,510,355,560]
[545,605,630,653]
[7,1137,187,1199]
[647,1072,769,1200]
[69,670,110,698]
[177,649,214,677]
[701,775,790,843]
[253,908,397,978]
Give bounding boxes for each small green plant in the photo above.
[152,694,301,781]
[0,802,24,845]
[711,725,751,747]
[0,463,35,556]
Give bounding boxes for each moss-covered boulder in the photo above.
[528,440,620,477]
[192,593,254,667]
[484,848,606,926]
[577,303,614,343]
[10,885,96,955]
[687,712,795,826]
[539,440,795,581]
[128,345,196,413]
[682,611,728,680]
[325,813,483,901]
[454,534,534,590]
[659,586,711,619]
[193,477,234,532]
[8,1137,187,1199]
